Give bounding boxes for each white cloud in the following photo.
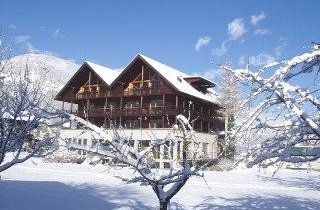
[238,55,247,66]
[250,12,266,25]
[273,45,283,58]
[249,53,275,66]
[15,35,30,43]
[213,40,228,56]
[40,26,49,32]
[273,40,287,58]
[41,26,65,39]
[25,42,39,53]
[13,35,39,53]
[52,28,63,39]
[228,18,246,40]
[9,24,17,30]
[254,29,271,36]
[194,36,212,51]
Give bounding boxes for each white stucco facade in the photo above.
[59,127,219,168]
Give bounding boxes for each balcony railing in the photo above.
[75,92,107,100]
[76,106,217,122]
[72,86,173,100]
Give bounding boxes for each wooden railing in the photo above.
[122,86,172,97]
[75,106,218,122]
[75,92,107,100]
[73,86,173,100]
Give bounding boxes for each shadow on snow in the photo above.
[0,180,154,210]
[193,195,320,210]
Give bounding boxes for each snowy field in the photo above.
[0,159,319,210]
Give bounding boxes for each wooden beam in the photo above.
[141,65,144,88]
[175,95,178,108]
[140,95,143,108]
[70,101,73,113]
[86,99,89,120]
[89,71,92,92]
[61,101,65,125]
[162,94,165,127]
[120,97,123,126]
[104,98,108,127]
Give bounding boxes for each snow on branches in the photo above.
[0,33,62,172]
[66,113,209,210]
[222,44,320,168]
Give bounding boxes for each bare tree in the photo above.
[0,31,61,172]
[66,113,214,210]
[222,44,320,168]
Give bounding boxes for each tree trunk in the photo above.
[159,200,168,210]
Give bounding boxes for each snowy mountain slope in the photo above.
[6,53,79,90]
[4,53,80,107]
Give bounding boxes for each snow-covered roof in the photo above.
[56,54,220,105]
[85,61,120,85]
[138,54,219,104]
[183,75,215,86]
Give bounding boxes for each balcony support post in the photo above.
[70,101,73,113]
[86,99,89,120]
[162,94,165,127]
[175,95,178,124]
[140,94,143,128]
[103,98,108,127]
[120,97,122,125]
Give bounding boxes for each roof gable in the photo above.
[110,54,218,103]
[138,54,218,103]
[85,61,120,85]
[55,61,119,100]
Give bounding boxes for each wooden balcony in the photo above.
[75,105,217,122]
[71,86,173,101]
[122,86,172,97]
[75,92,107,100]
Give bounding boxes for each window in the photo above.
[149,119,162,128]
[124,119,139,128]
[108,102,118,109]
[150,100,163,108]
[125,101,140,109]
[83,139,87,146]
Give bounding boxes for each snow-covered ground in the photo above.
[0,159,319,210]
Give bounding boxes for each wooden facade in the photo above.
[55,54,224,133]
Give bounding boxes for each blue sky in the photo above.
[1,0,320,79]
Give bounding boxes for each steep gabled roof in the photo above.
[138,54,219,104]
[55,54,219,104]
[55,61,119,100]
[85,61,120,85]
[111,54,219,104]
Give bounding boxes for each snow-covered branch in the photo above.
[222,44,320,167]
[0,35,62,172]
[66,113,208,210]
